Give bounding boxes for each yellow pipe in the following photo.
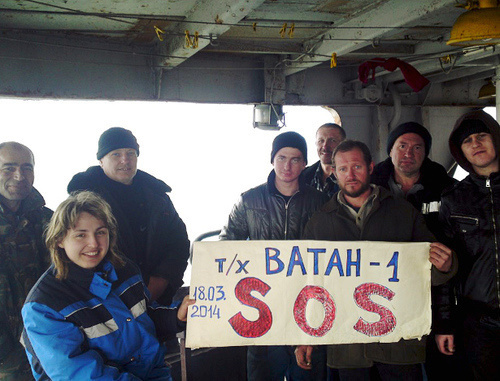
[478,0,498,9]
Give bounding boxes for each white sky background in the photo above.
[0,99,334,282]
[0,98,495,282]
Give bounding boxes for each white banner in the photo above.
[186,240,431,348]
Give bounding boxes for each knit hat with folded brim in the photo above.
[97,127,140,160]
[271,131,308,164]
[387,122,432,157]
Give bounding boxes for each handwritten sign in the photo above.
[186,240,431,348]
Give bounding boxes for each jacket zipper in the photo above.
[486,177,500,309]
[449,215,479,224]
[282,191,299,239]
[284,200,289,238]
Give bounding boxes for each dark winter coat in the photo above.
[22,260,182,380]
[302,160,339,199]
[302,161,321,186]
[0,188,52,378]
[441,173,500,315]
[220,171,328,241]
[303,186,455,368]
[371,157,455,238]
[68,166,189,305]
[438,110,500,332]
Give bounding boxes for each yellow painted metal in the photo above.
[447,2,500,46]
[478,81,496,99]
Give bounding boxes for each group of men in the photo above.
[1,109,499,380]
[221,111,498,381]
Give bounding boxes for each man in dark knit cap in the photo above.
[68,127,189,307]
[220,131,328,381]
[371,122,455,235]
[371,122,456,380]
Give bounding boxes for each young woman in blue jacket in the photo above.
[22,191,194,380]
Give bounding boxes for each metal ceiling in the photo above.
[0,0,498,105]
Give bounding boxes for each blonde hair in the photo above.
[45,191,124,279]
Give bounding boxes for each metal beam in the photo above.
[344,43,415,56]
[379,47,500,84]
[157,0,266,69]
[203,40,304,55]
[426,66,494,84]
[245,11,336,23]
[284,0,456,76]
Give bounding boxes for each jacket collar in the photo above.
[467,169,500,187]
[266,169,306,196]
[322,184,391,214]
[374,157,451,191]
[66,260,118,300]
[68,166,172,195]
[0,187,46,216]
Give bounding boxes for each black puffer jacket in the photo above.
[220,171,328,240]
[439,110,500,329]
[68,166,190,305]
[371,157,456,238]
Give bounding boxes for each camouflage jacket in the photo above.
[0,188,52,378]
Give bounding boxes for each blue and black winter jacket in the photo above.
[22,260,183,380]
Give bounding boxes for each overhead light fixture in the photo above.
[253,103,285,130]
[478,80,496,99]
[447,0,500,46]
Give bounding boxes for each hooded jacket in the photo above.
[449,110,500,174]
[68,167,189,305]
[220,171,328,241]
[439,110,500,325]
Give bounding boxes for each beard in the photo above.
[341,180,371,198]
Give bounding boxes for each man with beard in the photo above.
[295,140,456,380]
[0,142,52,379]
[303,123,346,198]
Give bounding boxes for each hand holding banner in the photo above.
[186,240,431,348]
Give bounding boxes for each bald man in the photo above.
[0,142,52,379]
